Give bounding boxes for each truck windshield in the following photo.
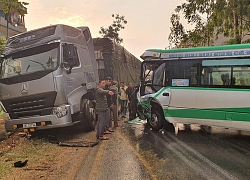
[0,42,59,79]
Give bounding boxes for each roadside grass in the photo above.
[0,110,7,140]
[0,138,59,179]
[0,108,5,119]
[0,111,4,120]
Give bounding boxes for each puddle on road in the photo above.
[122,120,250,180]
[121,121,197,179]
[122,120,250,179]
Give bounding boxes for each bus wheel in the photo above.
[148,110,164,130]
[79,99,96,131]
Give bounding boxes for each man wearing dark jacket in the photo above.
[110,80,119,127]
[126,82,135,120]
[95,80,114,140]
[104,77,115,132]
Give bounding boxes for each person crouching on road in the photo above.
[104,77,115,133]
[95,80,114,140]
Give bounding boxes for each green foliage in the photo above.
[0,0,28,15]
[169,0,250,48]
[169,0,215,48]
[0,37,6,54]
[99,14,127,44]
[168,14,185,48]
[242,38,250,44]
[0,110,4,119]
[223,38,238,45]
[211,0,250,44]
[0,0,29,38]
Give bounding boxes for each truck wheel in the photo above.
[79,99,96,131]
[148,110,164,130]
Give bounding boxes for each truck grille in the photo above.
[2,91,57,119]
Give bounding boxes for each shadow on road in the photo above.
[30,124,94,144]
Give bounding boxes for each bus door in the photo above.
[152,62,171,111]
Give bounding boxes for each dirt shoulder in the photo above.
[0,120,97,180]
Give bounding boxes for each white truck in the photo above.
[0,24,99,132]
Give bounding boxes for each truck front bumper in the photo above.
[5,105,76,132]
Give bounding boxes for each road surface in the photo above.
[75,119,250,180]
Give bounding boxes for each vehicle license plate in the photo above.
[23,123,36,128]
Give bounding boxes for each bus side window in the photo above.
[201,72,205,85]
[232,77,236,85]
[202,67,231,86]
[221,73,230,85]
[197,65,204,85]
[170,60,198,86]
[232,67,250,86]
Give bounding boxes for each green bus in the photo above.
[138,44,250,131]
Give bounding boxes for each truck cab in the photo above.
[0,24,98,132]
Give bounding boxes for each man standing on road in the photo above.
[119,82,127,118]
[126,82,134,120]
[104,77,115,133]
[110,80,119,127]
[95,80,114,140]
[129,85,139,120]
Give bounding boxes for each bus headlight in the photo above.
[140,94,153,102]
[140,97,148,102]
[52,106,67,118]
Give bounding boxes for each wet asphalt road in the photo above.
[75,122,153,180]
[75,119,250,180]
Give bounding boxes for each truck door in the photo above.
[62,43,87,114]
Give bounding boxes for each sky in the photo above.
[24,0,186,60]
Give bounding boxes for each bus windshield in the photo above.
[0,42,59,79]
[142,61,166,94]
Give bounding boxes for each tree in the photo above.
[0,0,29,39]
[169,0,215,48]
[169,0,250,48]
[99,14,127,44]
[212,0,250,44]
[168,13,185,48]
[169,13,214,48]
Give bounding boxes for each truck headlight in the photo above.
[52,106,67,118]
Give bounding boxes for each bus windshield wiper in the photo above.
[29,60,47,70]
